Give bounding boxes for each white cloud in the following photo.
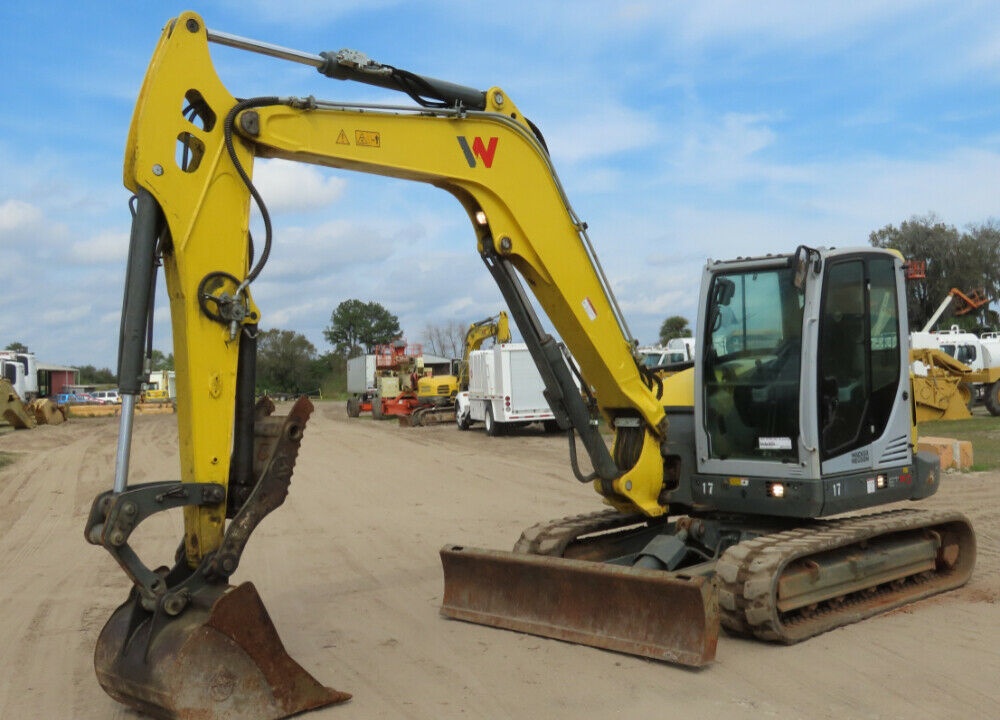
[253,160,348,212]
[41,303,91,324]
[0,199,44,231]
[675,112,793,186]
[676,1,927,45]
[546,104,660,165]
[69,230,129,265]
[809,148,1000,229]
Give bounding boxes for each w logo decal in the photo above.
[457,136,498,168]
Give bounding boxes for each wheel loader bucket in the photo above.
[28,398,66,425]
[1,379,36,429]
[440,545,718,667]
[95,582,350,720]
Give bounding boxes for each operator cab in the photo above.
[692,247,923,517]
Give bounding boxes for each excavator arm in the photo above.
[86,14,714,720]
[126,12,670,523]
[455,311,511,390]
[466,311,511,357]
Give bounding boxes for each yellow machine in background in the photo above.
[455,311,512,391]
[1,379,66,429]
[910,346,1000,422]
[413,310,511,425]
[1,379,38,429]
[420,312,512,395]
[85,14,975,720]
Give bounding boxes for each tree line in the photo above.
[870,214,1000,331]
[260,300,404,396]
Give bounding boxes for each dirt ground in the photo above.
[0,402,997,719]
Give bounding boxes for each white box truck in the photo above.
[456,343,559,435]
[0,351,38,402]
[346,354,378,417]
[347,354,377,396]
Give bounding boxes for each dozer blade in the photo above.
[95,582,350,720]
[440,545,718,667]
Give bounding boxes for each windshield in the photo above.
[702,266,803,461]
[642,352,664,368]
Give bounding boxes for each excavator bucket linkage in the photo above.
[440,545,719,667]
[88,397,350,719]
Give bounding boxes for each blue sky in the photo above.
[3,2,1000,368]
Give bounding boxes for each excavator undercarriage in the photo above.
[441,506,975,662]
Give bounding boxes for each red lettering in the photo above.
[471,136,498,168]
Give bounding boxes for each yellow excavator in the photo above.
[413,310,511,427]
[409,312,511,426]
[86,12,977,719]
[455,311,512,391]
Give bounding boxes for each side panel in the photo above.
[467,349,493,398]
[500,345,555,422]
[346,355,375,394]
[467,349,493,422]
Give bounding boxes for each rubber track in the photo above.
[514,507,976,646]
[715,508,976,643]
[512,509,646,556]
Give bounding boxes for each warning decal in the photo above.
[355,130,381,147]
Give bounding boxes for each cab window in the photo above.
[818,257,900,459]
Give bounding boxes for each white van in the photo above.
[91,389,122,404]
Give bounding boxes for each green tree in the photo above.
[313,350,347,397]
[78,365,116,384]
[967,222,1000,330]
[658,315,691,344]
[4,342,28,353]
[256,329,322,395]
[323,299,401,356]
[870,214,1000,330]
[149,349,174,371]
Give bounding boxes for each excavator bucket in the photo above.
[95,582,350,720]
[440,545,718,666]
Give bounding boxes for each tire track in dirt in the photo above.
[0,418,123,719]
[3,401,999,720]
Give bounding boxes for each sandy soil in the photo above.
[0,402,997,719]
